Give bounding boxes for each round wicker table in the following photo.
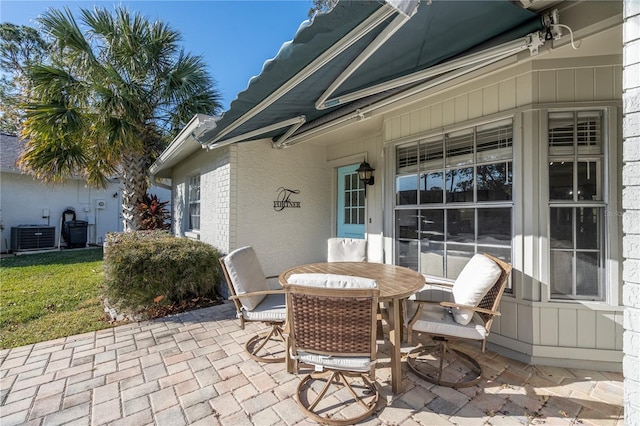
[279,262,425,394]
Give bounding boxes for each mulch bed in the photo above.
[103,296,224,323]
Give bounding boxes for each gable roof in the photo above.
[1,134,24,173]
[197,0,544,149]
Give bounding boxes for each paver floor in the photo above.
[0,302,624,425]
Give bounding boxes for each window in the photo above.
[188,175,201,231]
[343,172,365,225]
[394,119,513,279]
[548,111,605,300]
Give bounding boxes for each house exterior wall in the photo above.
[378,54,624,369]
[170,139,331,278]
[0,171,122,251]
[325,132,385,262]
[171,145,232,253]
[623,0,640,422]
[235,140,331,277]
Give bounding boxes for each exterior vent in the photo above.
[95,199,106,209]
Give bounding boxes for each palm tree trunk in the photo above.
[120,152,149,232]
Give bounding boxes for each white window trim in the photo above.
[540,106,620,306]
[187,174,201,232]
[389,115,516,282]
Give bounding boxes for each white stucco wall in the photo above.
[623,0,640,423]
[0,172,122,251]
[235,140,331,277]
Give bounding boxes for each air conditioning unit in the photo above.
[95,199,106,209]
[11,226,56,251]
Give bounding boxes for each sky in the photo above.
[0,0,315,110]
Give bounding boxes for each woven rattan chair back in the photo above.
[285,283,380,425]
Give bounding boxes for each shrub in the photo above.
[136,193,171,230]
[103,231,220,311]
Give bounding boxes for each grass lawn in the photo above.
[0,248,113,349]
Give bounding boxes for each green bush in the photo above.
[103,231,220,311]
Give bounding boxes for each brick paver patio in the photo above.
[0,302,624,425]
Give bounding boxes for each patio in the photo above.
[0,302,624,425]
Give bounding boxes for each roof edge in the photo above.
[149,114,219,177]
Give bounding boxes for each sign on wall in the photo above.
[274,187,301,211]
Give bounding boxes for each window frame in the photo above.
[188,174,201,232]
[392,117,514,283]
[546,109,609,302]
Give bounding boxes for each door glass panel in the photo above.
[549,161,573,200]
[446,167,474,202]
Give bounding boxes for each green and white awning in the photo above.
[199,0,546,149]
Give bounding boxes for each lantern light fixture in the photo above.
[356,161,375,186]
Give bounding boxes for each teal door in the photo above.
[337,164,366,239]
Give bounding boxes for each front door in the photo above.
[337,164,365,239]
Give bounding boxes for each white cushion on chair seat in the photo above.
[296,351,373,373]
[452,254,501,326]
[287,273,377,289]
[412,304,488,341]
[242,294,286,322]
[224,246,270,311]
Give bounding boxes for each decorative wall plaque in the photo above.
[274,187,301,211]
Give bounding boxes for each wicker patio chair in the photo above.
[327,237,367,262]
[220,246,286,363]
[406,253,512,388]
[284,273,380,425]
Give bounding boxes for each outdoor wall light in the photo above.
[357,161,375,186]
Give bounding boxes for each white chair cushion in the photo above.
[451,254,502,325]
[411,304,488,341]
[224,246,270,311]
[287,273,377,289]
[296,351,373,373]
[242,294,286,322]
[327,238,367,262]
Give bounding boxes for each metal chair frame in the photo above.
[406,254,512,388]
[219,257,286,364]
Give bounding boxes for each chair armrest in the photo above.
[229,289,285,301]
[439,301,501,317]
[425,281,454,289]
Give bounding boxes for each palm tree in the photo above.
[19,6,222,231]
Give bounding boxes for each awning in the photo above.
[200,0,548,149]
